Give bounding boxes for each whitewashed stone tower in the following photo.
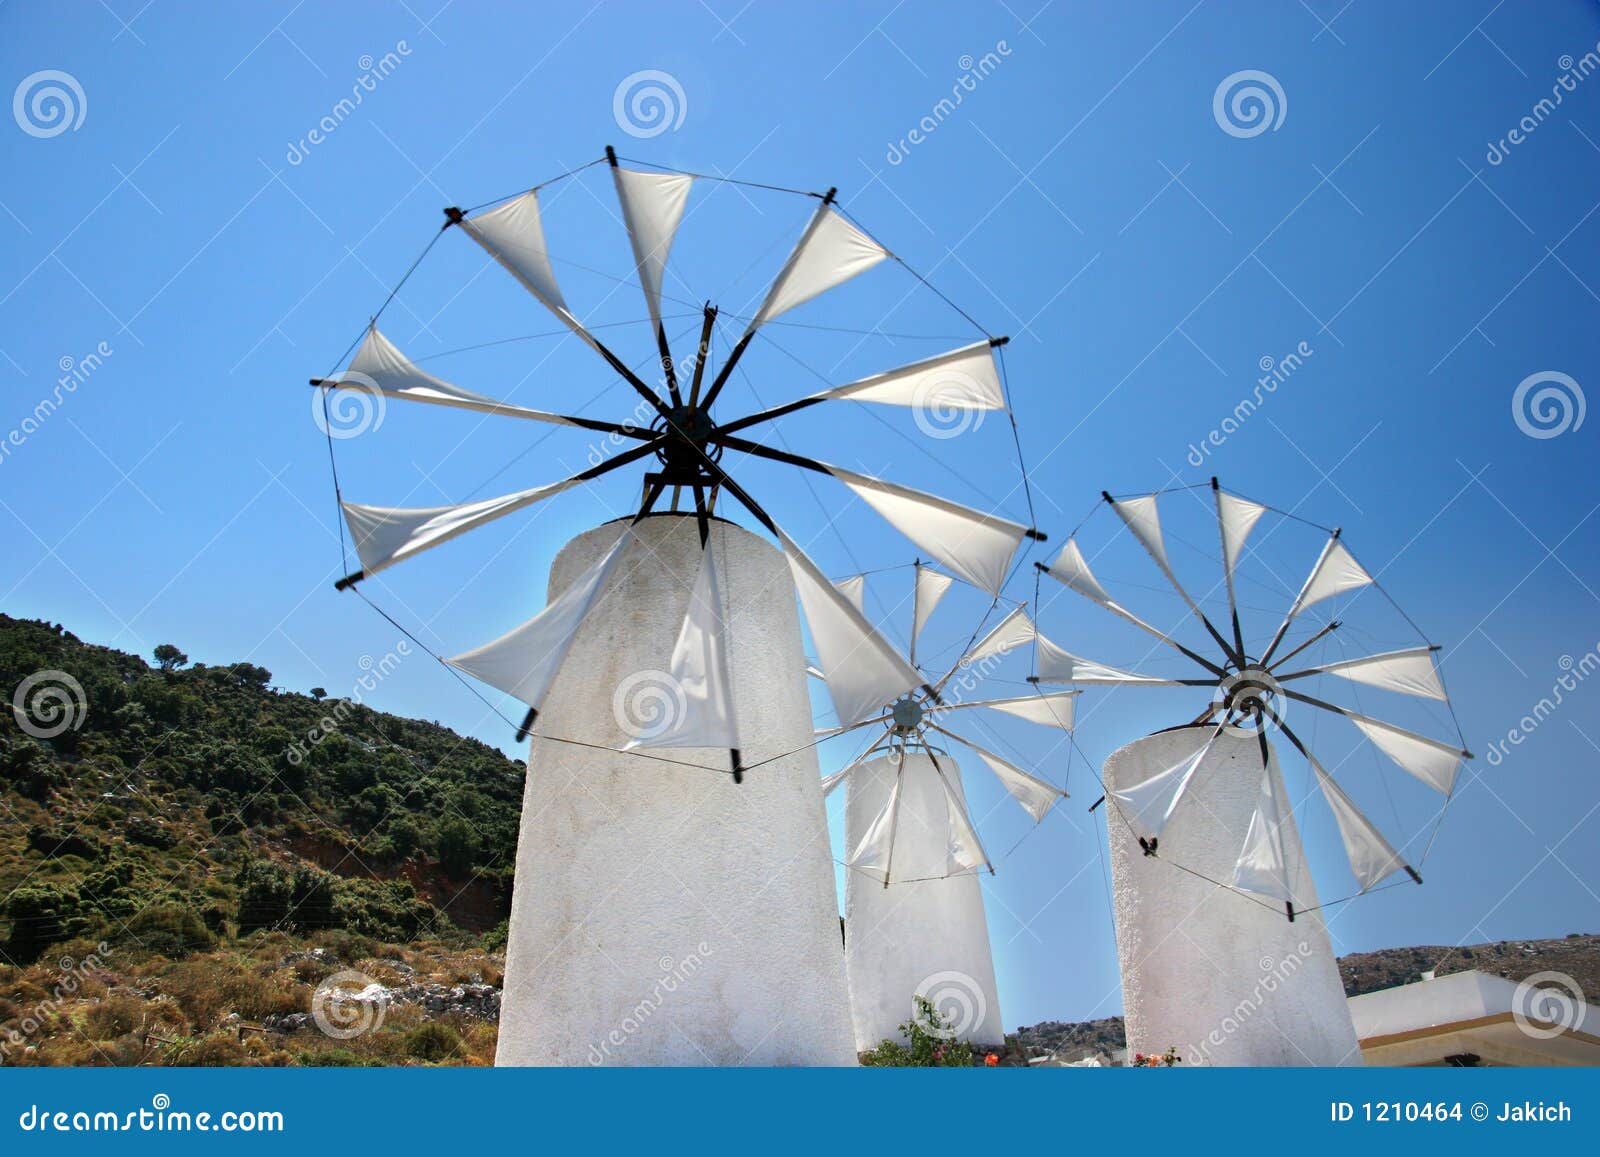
[1104,726,1362,1066]
[843,751,1005,1051]
[496,515,855,1065]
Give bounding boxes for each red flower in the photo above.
[984,1053,999,1067]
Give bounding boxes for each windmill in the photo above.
[1028,478,1471,1065]
[812,562,1073,1050]
[309,149,1040,1065]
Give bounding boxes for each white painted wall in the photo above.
[843,751,1005,1050]
[1104,726,1362,1066]
[495,515,856,1066]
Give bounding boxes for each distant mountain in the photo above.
[1014,933,1600,1061]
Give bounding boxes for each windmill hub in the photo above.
[1216,665,1281,727]
[889,693,926,735]
[652,404,723,471]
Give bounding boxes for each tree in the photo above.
[231,663,272,689]
[152,643,188,671]
[310,687,327,700]
[433,816,479,879]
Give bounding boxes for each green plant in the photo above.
[859,995,978,1067]
[1131,1045,1181,1067]
[402,1021,463,1063]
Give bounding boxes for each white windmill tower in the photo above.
[1029,479,1470,1066]
[310,149,1043,1065]
[813,563,1073,1052]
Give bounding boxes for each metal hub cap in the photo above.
[1216,665,1282,728]
[889,694,925,735]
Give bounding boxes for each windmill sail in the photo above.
[342,477,580,577]
[935,766,990,875]
[459,190,583,334]
[749,203,888,331]
[1279,646,1446,701]
[827,465,1025,596]
[911,565,954,658]
[1231,756,1298,904]
[961,606,1036,667]
[625,541,739,750]
[833,573,867,615]
[1345,712,1463,794]
[1035,631,1180,686]
[817,342,1005,412]
[331,327,587,425]
[1307,753,1406,891]
[781,531,921,726]
[611,166,692,327]
[1108,724,1221,842]
[938,690,1077,731]
[445,530,631,710]
[1216,489,1266,578]
[848,766,904,879]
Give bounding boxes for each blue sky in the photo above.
[2,1,1598,1032]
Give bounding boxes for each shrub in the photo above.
[83,995,144,1040]
[403,1022,463,1063]
[859,995,978,1067]
[122,904,215,958]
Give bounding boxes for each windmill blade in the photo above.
[820,340,1006,411]
[929,723,1065,822]
[833,573,867,615]
[1261,531,1374,663]
[821,732,894,798]
[746,200,888,335]
[1033,629,1191,686]
[609,164,693,331]
[780,530,922,726]
[445,528,634,712]
[847,758,906,883]
[337,437,663,583]
[1273,714,1410,892]
[911,564,954,662]
[935,690,1079,731]
[928,750,993,875]
[1105,491,1240,665]
[823,464,1027,597]
[961,605,1036,667]
[1214,481,1265,662]
[1036,541,1225,677]
[1231,738,1299,905]
[1278,688,1468,794]
[457,190,581,333]
[1106,722,1225,842]
[317,327,647,433]
[1277,645,1447,702]
[624,539,740,751]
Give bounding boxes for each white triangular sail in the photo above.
[1034,632,1180,686]
[1232,755,1298,904]
[1042,538,1112,605]
[941,690,1077,731]
[1280,647,1447,702]
[817,342,1005,413]
[934,766,989,874]
[833,573,866,615]
[1216,489,1267,578]
[780,531,922,726]
[959,739,1064,822]
[911,565,954,656]
[1306,752,1406,891]
[1108,725,1221,842]
[625,542,739,750]
[1347,712,1463,794]
[611,166,692,327]
[821,767,851,797]
[848,767,904,879]
[1291,535,1373,618]
[961,606,1036,667]
[827,465,1026,596]
[459,191,581,333]
[445,530,630,709]
[1110,494,1173,574]
[342,477,579,577]
[332,327,582,425]
[750,204,888,330]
